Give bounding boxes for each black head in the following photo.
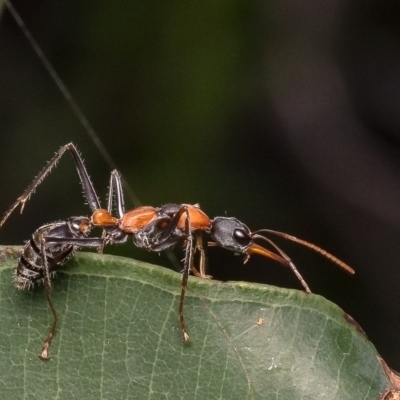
[210,217,252,253]
[210,217,290,265]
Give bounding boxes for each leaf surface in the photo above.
[0,248,390,399]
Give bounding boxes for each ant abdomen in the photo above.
[15,222,75,290]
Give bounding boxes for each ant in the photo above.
[89,165,354,342]
[0,143,355,358]
[2,0,355,362]
[0,143,212,356]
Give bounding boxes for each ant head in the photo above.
[210,217,252,253]
[210,217,287,262]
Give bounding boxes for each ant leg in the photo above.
[143,204,191,252]
[39,238,58,360]
[108,170,126,218]
[0,143,101,228]
[252,234,312,294]
[97,170,126,253]
[157,206,189,243]
[190,231,212,280]
[40,291,58,361]
[45,237,107,247]
[39,235,111,360]
[178,206,192,342]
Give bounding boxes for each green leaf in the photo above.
[0,247,391,399]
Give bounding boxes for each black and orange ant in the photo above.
[94,172,355,342]
[0,143,213,356]
[0,143,354,358]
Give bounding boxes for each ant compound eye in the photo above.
[233,228,250,246]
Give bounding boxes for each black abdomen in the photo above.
[15,222,76,290]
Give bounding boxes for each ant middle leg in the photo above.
[177,206,193,343]
[190,231,212,280]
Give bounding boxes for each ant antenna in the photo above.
[253,229,355,274]
[252,234,312,293]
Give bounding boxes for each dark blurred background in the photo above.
[1,0,400,369]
